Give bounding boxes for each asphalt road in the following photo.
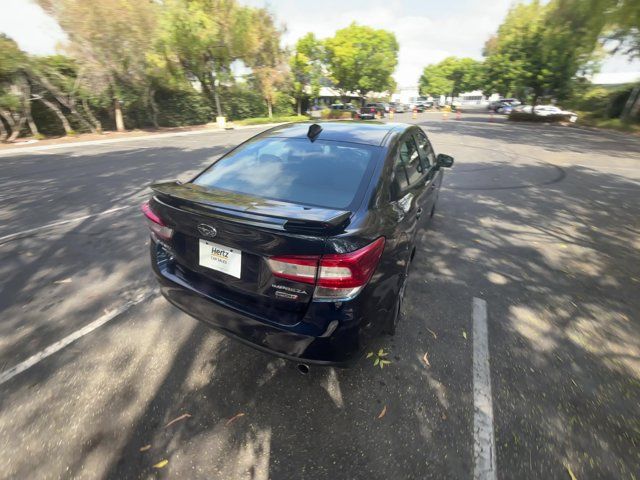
[1,113,639,479]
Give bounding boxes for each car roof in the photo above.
[260,121,410,147]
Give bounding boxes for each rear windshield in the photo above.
[193,137,379,209]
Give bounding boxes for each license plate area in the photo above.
[198,239,241,279]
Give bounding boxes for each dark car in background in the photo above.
[143,122,454,367]
[488,98,521,112]
[359,103,386,119]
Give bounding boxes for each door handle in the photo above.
[416,207,423,219]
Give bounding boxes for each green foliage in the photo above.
[273,92,295,116]
[483,0,603,103]
[155,88,214,126]
[325,23,398,97]
[419,57,484,97]
[366,349,391,369]
[223,84,268,120]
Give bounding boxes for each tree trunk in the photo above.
[33,74,96,133]
[22,83,39,137]
[114,98,125,132]
[38,97,73,134]
[7,115,26,142]
[297,98,301,116]
[148,87,159,128]
[267,100,273,118]
[621,85,640,121]
[82,98,102,133]
[0,117,7,142]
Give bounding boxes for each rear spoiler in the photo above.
[150,181,352,234]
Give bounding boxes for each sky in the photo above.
[1,0,639,86]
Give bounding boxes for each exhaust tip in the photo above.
[297,363,310,375]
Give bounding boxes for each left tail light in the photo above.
[142,201,173,241]
[267,237,385,302]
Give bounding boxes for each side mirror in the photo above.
[436,153,454,168]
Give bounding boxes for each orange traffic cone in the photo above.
[412,108,417,119]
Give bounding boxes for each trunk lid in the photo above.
[150,181,352,325]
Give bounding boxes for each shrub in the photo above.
[155,88,214,127]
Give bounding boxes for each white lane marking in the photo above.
[0,205,132,244]
[473,297,497,480]
[0,290,155,387]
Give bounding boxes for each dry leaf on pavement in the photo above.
[423,352,430,367]
[164,413,192,428]
[225,412,246,427]
[153,459,168,469]
[377,405,387,419]
[139,444,151,452]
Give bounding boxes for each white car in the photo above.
[519,105,578,122]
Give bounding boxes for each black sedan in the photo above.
[143,122,453,368]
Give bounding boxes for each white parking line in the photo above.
[0,290,155,387]
[472,297,497,480]
[0,205,132,244]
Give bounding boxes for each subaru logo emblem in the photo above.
[197,224,217,238]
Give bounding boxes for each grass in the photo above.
[233,115,309,126]
[575,113,640,134]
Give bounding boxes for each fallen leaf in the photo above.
[426,328,437,339]
[377,405,387,419]
[565,464,577,480]
[379,359,391,369]
[139,444,151,452]
[423,352,430,367]
[366,352,373,359]
[153,459,168,469]
[462,330,467,340]
[164,413,191,428]
[54,278,72,284]
[225,412,246,427]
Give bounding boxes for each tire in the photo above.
[383,263,409,336]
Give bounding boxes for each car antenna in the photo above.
[307,123,322,142]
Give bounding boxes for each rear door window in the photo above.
[193,138,379,210]
[414,130,435,168]
[392,135,426,196]
[398,135,424,185]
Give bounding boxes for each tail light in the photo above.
[370,108,375,112]
[267,237,385,301]
[142,201,173,241]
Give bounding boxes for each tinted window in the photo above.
[414,130,435,168]
[193,138,378,209]
[398,136,423,185]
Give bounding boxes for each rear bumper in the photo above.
[151,244,367,366]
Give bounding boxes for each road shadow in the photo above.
[416,160,640,478]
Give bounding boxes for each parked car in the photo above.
[518,105,578,122]
[359,103,385,119]
[488,98,521,112]
[411,103,426,112]
[143,122,454,367]
[389,102,406,113]
[330,103,357,112]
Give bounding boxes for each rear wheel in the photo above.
[383,258,410,336]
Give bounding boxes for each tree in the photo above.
[246,8,287,118]
[483,0,603,105]
[290,33,323,114]
[38,0,159,131]
[157,0,263,117]
[419,57,484,99]
[324,23,398,103]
